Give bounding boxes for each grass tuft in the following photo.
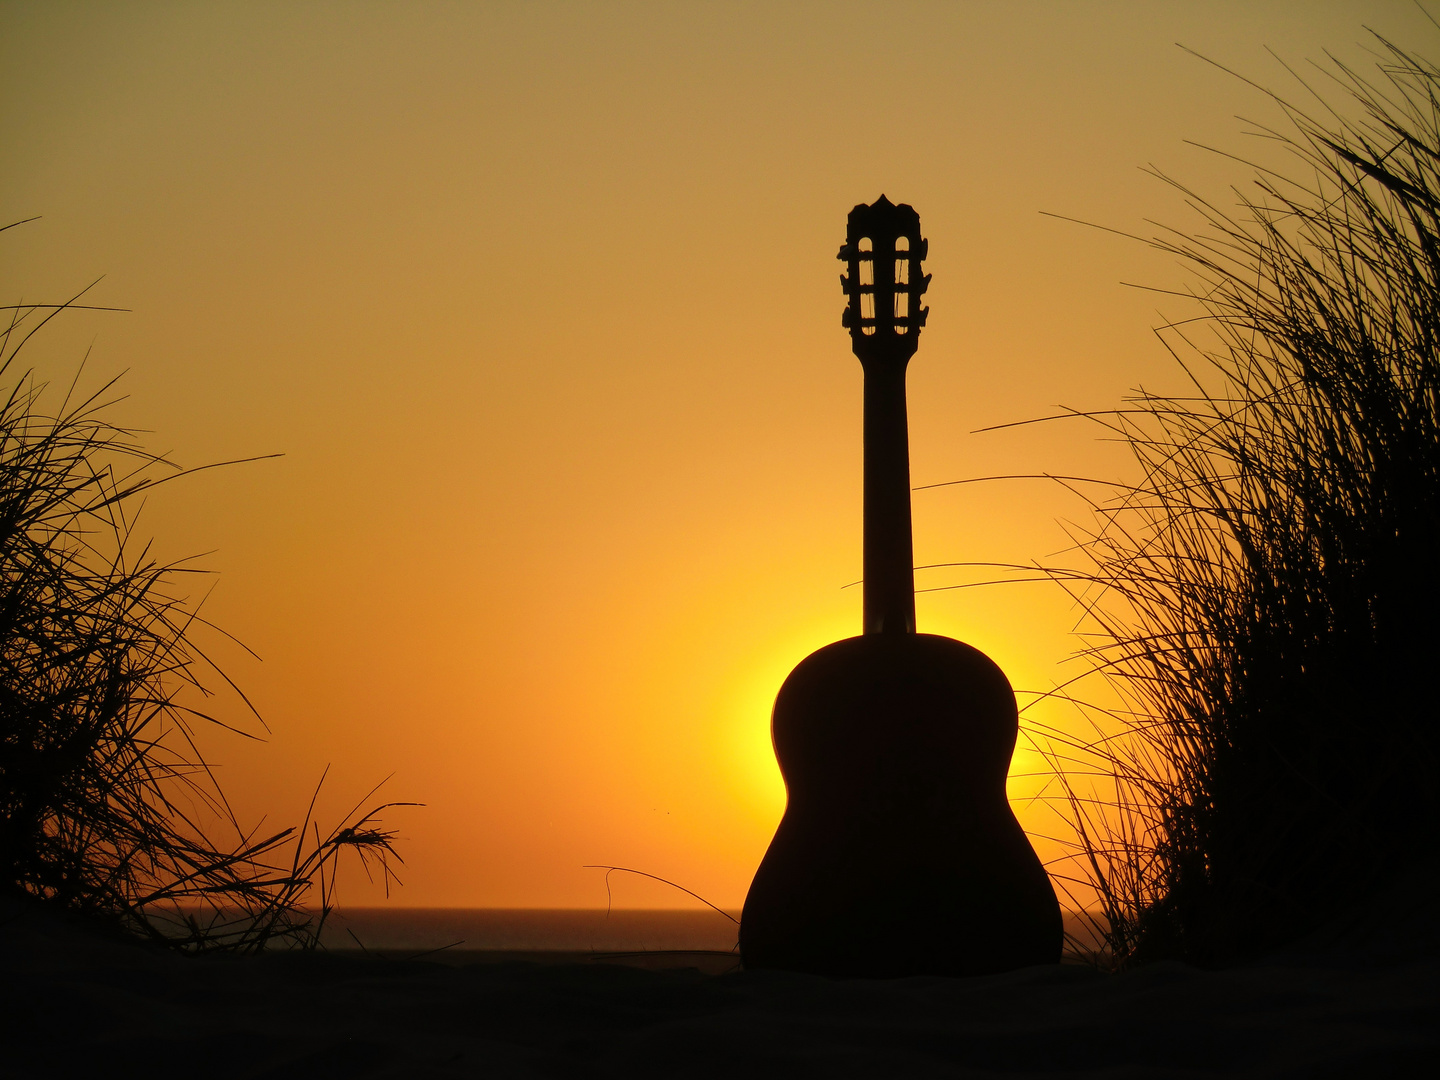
[1022,35,1440,966]
[0,250,415,952]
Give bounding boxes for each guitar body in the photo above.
[740,633,1061,977]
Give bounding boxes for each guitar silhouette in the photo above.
[739,196,1061,977]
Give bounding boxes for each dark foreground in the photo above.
[3,898,1435,1078]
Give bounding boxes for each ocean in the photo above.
[318,908,742,964]
[315,908,1101,965]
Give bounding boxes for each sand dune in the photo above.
[3,896,1434,1078]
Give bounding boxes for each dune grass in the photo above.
[0,247,412,951]
[1027,36,1440,966]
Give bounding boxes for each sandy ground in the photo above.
[3,897,1435,1078]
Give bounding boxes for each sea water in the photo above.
[318,908,1102,957]
[318,908,742,956]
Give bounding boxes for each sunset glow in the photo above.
[3,0,1431,911]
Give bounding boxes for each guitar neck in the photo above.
[862,359,916,635]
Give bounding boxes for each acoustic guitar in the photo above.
[739,196,1061,977]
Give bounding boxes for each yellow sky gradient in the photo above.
[3,1,1433,909]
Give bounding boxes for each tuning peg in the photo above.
[918,306,929,326]
[916,273,931,295]
[839,272,850,290]
[837,243,855,261]
[841,307,853,328]
[917,238,928,260]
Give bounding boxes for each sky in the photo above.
[2,0,1435,911]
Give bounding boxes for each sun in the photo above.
[713,616,860,829]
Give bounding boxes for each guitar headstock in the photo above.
[838,195,930,365]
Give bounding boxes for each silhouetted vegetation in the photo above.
[1041,37,1440,966]
[0,239,410,951]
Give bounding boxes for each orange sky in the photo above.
[3,1,1433,910]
